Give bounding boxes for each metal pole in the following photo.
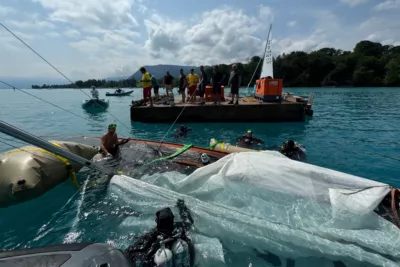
[0,119,113,175]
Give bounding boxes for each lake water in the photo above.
[0,87,399,265]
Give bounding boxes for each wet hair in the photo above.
[287,140,295,147]
[155,207,174,235]
[140,67,146,72]
[190,68,194,72]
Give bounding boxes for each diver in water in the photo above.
[174,125,192,138]
[236,130,264,147]
[281,140,306,161]
[124,199,194,267]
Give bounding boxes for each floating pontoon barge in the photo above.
[130,97,308,123]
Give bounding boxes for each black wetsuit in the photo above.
[124,200,194,267]
[236,135,264,147]
[281,146,305,161]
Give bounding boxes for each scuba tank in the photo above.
[200,153,210,165]
[172,238,190,267]
[154,235,173,267]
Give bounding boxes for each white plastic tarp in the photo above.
[109,151,399,267]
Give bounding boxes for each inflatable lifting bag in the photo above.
[0,141,98,208]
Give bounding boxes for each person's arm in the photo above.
[238,73,242,86]
[184,76,188,88]
[162,77,165,88]
[100,136,111,156]
[228,72,233,87]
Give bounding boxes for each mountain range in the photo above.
[0,64,199,89]
[127,64,199,80]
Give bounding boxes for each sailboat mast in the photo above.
[0,120,112,175]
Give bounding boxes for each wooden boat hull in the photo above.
[105,90,133,96]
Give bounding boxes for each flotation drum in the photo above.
[209,138,256,153]
[0,141,98,207]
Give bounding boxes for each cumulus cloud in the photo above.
[64,29,81,38]
[31,0,140,30]
[143,5,273,66]
[0,5,16,16]
[1,0,400,80]
[340,0,370,7]
[374,0,400,11]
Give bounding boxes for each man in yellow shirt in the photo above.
[186,68,199,103]
[139,67,153,107]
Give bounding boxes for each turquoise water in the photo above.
[0,87,399,261]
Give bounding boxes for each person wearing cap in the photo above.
[198,65,208,105]
[139,67,153,107]
[187,68,199,103]
[99,124,130,157]
[178,69,187,103]
[236,130,264,147]
[162,70,174,96]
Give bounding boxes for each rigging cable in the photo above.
[0,22,132,135]
[0,80,106,130]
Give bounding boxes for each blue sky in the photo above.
[1,0,399,80]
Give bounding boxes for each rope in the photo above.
[0,80,106,130]
[156,86,199,150]
[0,22,132,135]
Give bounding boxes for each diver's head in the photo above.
[108,124,116,134]
[180,125,186,131]
[246,129,252,138]
[287,140,295,148]
[92,86,96,89]
[200,153,210,165]
[155,207,174,235]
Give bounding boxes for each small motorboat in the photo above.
[105,89,133,96]
[82,98,109,110]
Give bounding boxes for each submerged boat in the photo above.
[82,98,109,109]
[106,89,133,96]
[0,134,228,207]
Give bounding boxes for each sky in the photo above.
[1,0,400,81]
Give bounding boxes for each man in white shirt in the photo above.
[91,86,99,99]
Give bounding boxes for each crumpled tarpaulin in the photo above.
[109,151,399,267]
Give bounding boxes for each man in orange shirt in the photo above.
[186,68,199,103]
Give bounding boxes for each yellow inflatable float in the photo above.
[0,141,98,208]
[209,138,258,153]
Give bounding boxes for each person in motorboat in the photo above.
[174,125,192,138]
[99,124,130,157]
[91,86,99,99]
[280,139,306,161]
[115,88,123,93]
[236,130,265,147]
[124,199,194,267]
